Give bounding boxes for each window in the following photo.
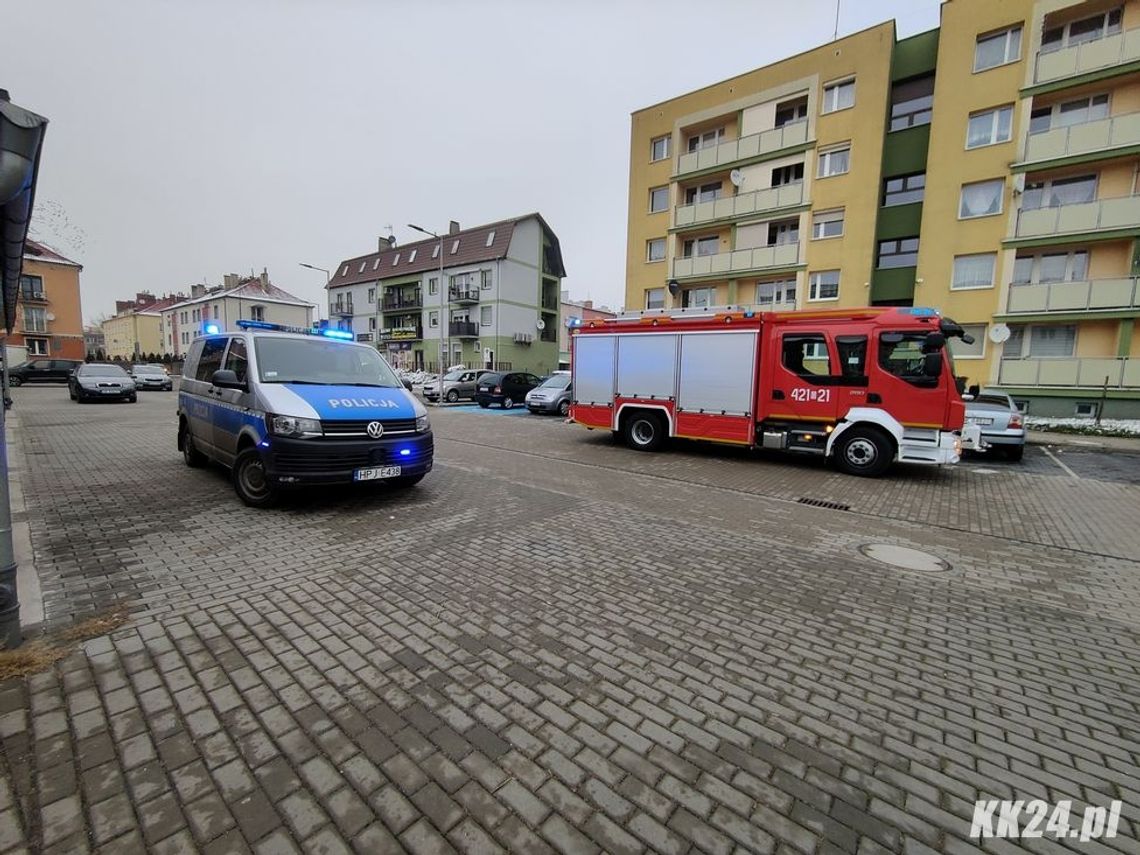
[645,288,665,310]
[959,179,1004,218]
[775,96,808,127]
[1042,8,1122,54]
[782,334,831,376]
[480,269,492,289]
[812,210,844,239]
[369,316,376,330]
[480,305,493,326]
[877,238,919,269]
[809,271,840,301]
[195,337,227,381]
[1022,175,1096,210]
[756,279,796,306]
[835,336,868,381]
[966,105,1013,148]
[450,239,459,254]
[1004,324,1077,358]
[878,332,940,386]
[392,253,400,266]
[822,79,855,113]
[883,173,926,206]
[23,307,46,332]
[409,249,417,263]
[192,308,200,322]
[1074,401,1099,418]
[974,26,1022,72]
[359,261,366,273]
[649,186,669,213]
[952,253,997,289]
[1012,249,1089,284]
[818,145,850,177]
[767,220,799,246]
[952,325,987,358]
[367,287,376,304]
[485,231,495,247]
[429,277,438,295]
[19,275,43,300]
[686,128,724,152]
[681,287,716,309]
[889,76,934,131]
[340,265,348,276]
[651,136,670,161]
[432,245,440,259]
[683,236,719,258]
[646,238,666,262]
[1031,94,1109,135]
[27,338,48,356]
[429,310,439,328]
[214,305,219,319]
[223,337,249,384]
[250,306,265,322]
[771,163,804,187]
[685,182,722,204]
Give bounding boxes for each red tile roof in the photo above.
[23,238,81,268]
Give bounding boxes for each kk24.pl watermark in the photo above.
[971,800,1122,841]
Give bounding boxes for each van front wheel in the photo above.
[233,448,279,508]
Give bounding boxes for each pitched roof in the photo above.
[165,278,314,311]
[23,238,81,269]
[328,213,566,289]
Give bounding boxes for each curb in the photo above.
[7,406,43,628]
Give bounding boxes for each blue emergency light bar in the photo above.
[899,307,940,317]
[234,319,356,340]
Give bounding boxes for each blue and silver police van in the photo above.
[177,320,432,507]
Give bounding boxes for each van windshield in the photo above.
[254,337,402,387]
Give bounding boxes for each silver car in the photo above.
[526,373,572,416]
[424,369,488,403]
[965,390,1025,461]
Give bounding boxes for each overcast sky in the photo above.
[10,0,942,323]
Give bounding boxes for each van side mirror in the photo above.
[211,368,245,390]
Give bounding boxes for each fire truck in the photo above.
[569,306,981,477]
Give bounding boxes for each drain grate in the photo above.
[796,497,852,512]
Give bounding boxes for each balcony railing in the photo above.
[19,291,48,304]
[1021,111,1140,165]
[332,302,354,316]
[382,294,422,311]
[998,356,1140,388]
[675,182,806,228]
[676,121,811,176]
[379,325,423,342]
[1033,26,1140,85]
[1013,195,1140,239]
[449,287,480,304]
[449,320,479,337]
[672,242,801,279]
[1006,277,1140,313]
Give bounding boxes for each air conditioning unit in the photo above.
[513,332,533,345]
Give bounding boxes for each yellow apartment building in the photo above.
[626,0,1140,418]
[102,311,163,360]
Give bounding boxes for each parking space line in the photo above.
[1041,446,1080,480]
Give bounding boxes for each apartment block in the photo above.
[626,0,1140,418]
[102,292,187,359]
[327,214,566,374]
[13,240,85,360]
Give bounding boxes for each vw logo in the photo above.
[366,421,385,438]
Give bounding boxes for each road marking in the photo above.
[1041,446,1080,480]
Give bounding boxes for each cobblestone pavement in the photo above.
[1,385,1139,854]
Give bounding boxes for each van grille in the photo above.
[273,443,432,472]
[321,418,418,437]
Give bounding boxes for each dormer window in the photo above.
[451,240,460,254]
[358,261,366,273]
[432,245,440,259]
[372,259,380,270]
[340,265,348,276]
[409,249,417,262]
[485,231,495,247]
[393,253,400,266]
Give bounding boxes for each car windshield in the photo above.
[81,364,128,378]
[443,370,464,381]
[974,394,1012,408]
[254,337,402,387]
[134,366,164,375]
[538,375,570,389]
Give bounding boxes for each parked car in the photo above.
[965,389,1025,461]
[526,373,572,416]
[130,363,173,391]
[475,371,542,409]
[8,358,83,386]
[69,363,137,403]
[424,368,490,402]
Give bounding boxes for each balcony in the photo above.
[1020,111,1140,166]
[449,320,479,337]
[998,356,1140,388]
[449,287,480,304]
[379,324,423,342]
[1033,26,1140,86]
[1011,195,1140,240]
[382,293,422,312]
[676,121,811,177]
[672,243,801,280]
[19,291,48,304]
[332,302,355,317]
[1005,278,1140,314]
[674,183,806,229]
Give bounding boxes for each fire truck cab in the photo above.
[569,306,981,477]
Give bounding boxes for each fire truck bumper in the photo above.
[959,424,983,452]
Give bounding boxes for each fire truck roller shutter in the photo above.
[677,331,757,416]
[825,408,904,461]
[617,334,678,400]
[573,335,616,406]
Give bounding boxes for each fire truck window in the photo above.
[782,334,831,377]
[835,335,868,381]
[879,332,938,385]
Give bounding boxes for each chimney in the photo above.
[223,274,240,289]
[260,268,270,289]
[191,284,205,299]
[449,220,460,235]
[583,300,593,310]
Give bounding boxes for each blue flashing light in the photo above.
[399,448,412,457]
[236,319,282,330]
[900,307,939,317]
[321,328,355,341]
[258,440,270,449]
[203,323,220,335]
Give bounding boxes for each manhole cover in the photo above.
[859,543,950,573]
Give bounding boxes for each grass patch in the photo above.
[0,608,130,682]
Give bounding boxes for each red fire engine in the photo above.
[569,306,981,477]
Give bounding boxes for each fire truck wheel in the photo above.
[622,411,666,452]
[834,426,893,477]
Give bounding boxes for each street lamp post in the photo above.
[299,262,330,327]
[408,224,446,377]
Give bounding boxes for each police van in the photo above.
[178,320,432,507]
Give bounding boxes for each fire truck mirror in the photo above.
[922,332,947,353]
[923,352,944,379]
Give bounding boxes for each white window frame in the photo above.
[645,288,665,310]
[649,186,669,213]
[428,277,438,295]
[686,128,725,153]
[818,145,851,178]
[429,310,439,328]
[951,253,997,290]
[808,271,840,302]
[974,25,1022,72]
[480,305,493,327]
[755,279,797,307]
[1041,8,1122,54]
[684,182,722,205]
[450,239,459,254]
[1004,324,1078,359]
[409,249,417,263]
[682,235,720,258]
[953,324,988,359]
[26,337,48,356]
[1011,249,1089,285]
[480,269,493,290]
[359,261,367,273]
[682,287,717,309]
[646,238,666,263]
[965,105,1014,149]
[367,287,376,304]
[822,78,855,114]
[1021,174,1097,211]
[1030,94,1110,135]
[811,209,844,240]
[651,135,671,162]
[958,178,1005,219]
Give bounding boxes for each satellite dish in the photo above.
[46,313,56,321]
[989,323,1011,343]
[536,319,546,331]
[729,169,744,188]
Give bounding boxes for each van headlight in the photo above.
[416,414,430,433]
[268,415,322,437]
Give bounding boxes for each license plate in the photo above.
[101,389,120,394]
[354,466,401,481]
[966,416,993,426]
